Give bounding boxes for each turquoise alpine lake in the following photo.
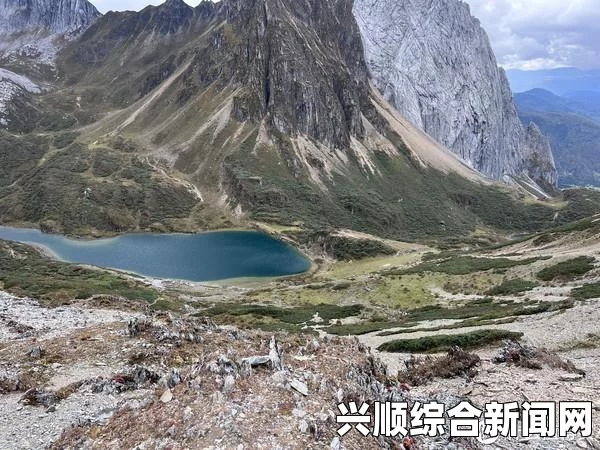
[0,227,311,282]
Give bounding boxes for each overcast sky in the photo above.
[92,0,600,71]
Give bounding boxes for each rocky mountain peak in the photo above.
[0,0,100,36]
[135,0,195,34]
[0,0,100,67]
[353,0,558,190]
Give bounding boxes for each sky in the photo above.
[465,0,600,70]
[92,0,600,71]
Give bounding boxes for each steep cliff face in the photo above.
[523,122,557,189]
[0,0,100,127]
[353,0,557,189]
[0,0,100,66]
[0,0,99,35]
[63,0,380,159]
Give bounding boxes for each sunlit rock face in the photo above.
[0,0,100,65]
[0,0,100,35]
[354,0,557,187]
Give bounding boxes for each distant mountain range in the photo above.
[515,88,600,122]
[507,68,600,95]
[515,88,600,187]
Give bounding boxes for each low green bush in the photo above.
[486,278,539,295]
[572,282,600,300]
[392,256,547,276]
[378,330,524,353]
[537,257,596,281]
[202,303,363,324]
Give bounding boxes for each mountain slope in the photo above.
[514,89,600,187]
[0,0,594,240]
[517,109,600,188]
[515,88,600,123]
[563,91,600,122]
[353,0,557,190]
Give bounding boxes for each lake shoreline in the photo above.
[0,225,313,283]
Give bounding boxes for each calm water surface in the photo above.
[0,227,311,282]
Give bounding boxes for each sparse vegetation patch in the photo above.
[391,255,547,276]
[485,278,539,296]
[537,256,596,281]
[378,330,524,353]
[203,303,364,323]
[571,282,600,300]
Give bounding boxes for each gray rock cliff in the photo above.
[0,0,99,35]
[0,0,101,65]
[353,0,558,188]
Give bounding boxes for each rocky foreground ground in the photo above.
[1,291,599,450]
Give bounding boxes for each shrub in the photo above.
[392,256,546,276]
[202,303,363,325]
[398,347,481,386]
[537,257,596,281]
[378,330,524,353]
[486,279,539,296]
[571,282,600,300]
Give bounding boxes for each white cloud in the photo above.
[464,0,600,69]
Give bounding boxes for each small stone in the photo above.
[559,374,584,382]
[269,336,284,370]
[311,339,320,352]
[183,406,193,422]
[160,389,173,403]
[223,375,235,393]
[211,391,224,404]
[271,370,288,386]
[27,346,43,359]
[330,437,341,450]
[292,408,306,418]
[290,379,308,396]
[162,368,182,389]
[299,419,309,433]
[241,356,271,367]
